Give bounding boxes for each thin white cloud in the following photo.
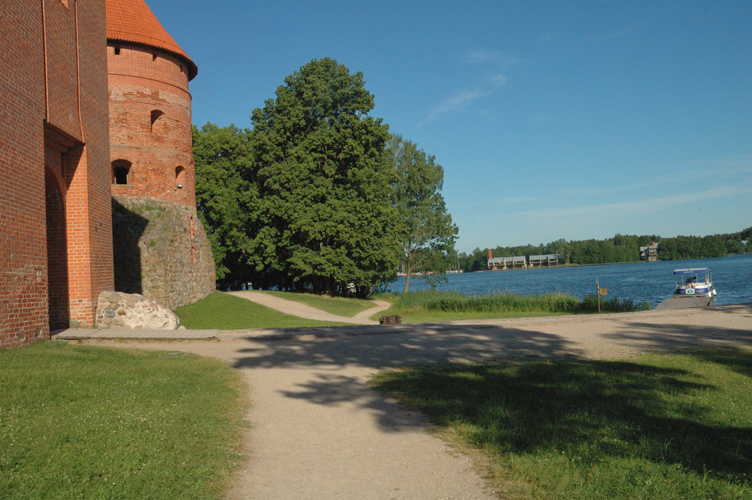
[559,154,752,197]
[453,195,544,208]
[422,75,506,125]
[597,18,652,41]
[538,34,560,44]
[462,51,519,66]
[502,185,752,222]
[463,51,499,64]
[529,113,547,124]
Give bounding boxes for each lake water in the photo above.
[391,253,752,307]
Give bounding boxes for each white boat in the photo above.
[673,268,717,298]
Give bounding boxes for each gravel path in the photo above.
[228,291,391,325]
[89,304,752,499]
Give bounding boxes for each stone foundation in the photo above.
[112,197,215,309]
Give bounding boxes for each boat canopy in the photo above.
[673,268,711,275]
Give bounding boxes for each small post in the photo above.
[596,279,601,314]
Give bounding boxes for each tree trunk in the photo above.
[403,247,412,293]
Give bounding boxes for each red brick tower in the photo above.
[106,0,215,309]
[106,0,198,206]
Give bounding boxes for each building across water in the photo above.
[640,242,660,262]
[487,256,527,270]
[528,254,559,267]
[487,250,559,270]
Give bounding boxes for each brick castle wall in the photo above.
[65,0,115,328]
[1,3,48,348]
[1,0,113,348]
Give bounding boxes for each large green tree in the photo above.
[247,58,400,296]
[386,135,458,292]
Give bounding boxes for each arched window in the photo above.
[150,110,165,133]
[175,166,187,189]
[112,160,132,185]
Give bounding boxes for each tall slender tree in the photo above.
[387,135,458,292]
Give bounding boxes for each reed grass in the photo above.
[386,291,647,315]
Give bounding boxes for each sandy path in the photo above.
[89,305,752,499]
[228,291,391,325]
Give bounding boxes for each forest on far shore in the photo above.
[459,227,752,272]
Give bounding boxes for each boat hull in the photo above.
[674,285,716,298]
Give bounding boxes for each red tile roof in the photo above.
[106,0,197,80]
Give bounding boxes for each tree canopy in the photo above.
[387,135,458,292]
[195,58,401,296]
[193,123,256,290]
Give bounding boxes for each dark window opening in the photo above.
[114,47,121,56]
[114,168,128,185]
[112,160,131,185]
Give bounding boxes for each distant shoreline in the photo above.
[469,253,748,273]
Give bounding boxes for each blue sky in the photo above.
[150,1,751,253]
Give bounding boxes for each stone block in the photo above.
[94,291,179,330]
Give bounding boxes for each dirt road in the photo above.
[89,304,752,499]
[228,291,391,325]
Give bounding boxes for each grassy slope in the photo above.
[258,291,376,317]
[0,342,247,500]
[370,348,752,500]
[174,292,352,329]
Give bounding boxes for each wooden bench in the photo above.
[379,315,402,325]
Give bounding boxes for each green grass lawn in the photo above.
[174,292,352,329]
[259,290,376,317]
[370,348,752,500]
[0,342,247,500]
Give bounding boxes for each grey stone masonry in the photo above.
[112,197,216,309]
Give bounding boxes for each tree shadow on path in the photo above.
[233,324,583,371]
[226,314,752,454]
[231,324,581,433]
